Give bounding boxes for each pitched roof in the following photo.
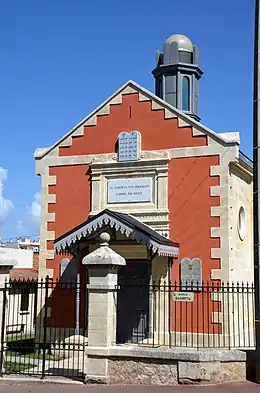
[35,80,240,160]
[239,151,253,171]
[10,268,38,281]
[54,209,179,258]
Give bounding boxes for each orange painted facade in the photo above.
[44,92,221,333]
[47,93,216,278]
[59,93,207,158]
[169,156,220,334]
[47,165,90,278]
[170,155,220,282]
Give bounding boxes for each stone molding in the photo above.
[38,168,56,278]
[89,156,170,234]
[82,239,126,266]
[35,145,242,175]
[85,346,246,362]
[209,141,239,284]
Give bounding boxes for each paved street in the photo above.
[0,381,259,393]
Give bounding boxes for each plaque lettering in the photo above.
[180,257,202,291]
[172,292,194,302]
[107,178,152,203]
[118,131,141,161]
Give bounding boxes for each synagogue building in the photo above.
[35,34,253,346]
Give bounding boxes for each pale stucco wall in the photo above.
[0,248,36,336]
[6,291,36,335]
[224,164,254,347]
[229,164,253,283]
[0,247,34,269]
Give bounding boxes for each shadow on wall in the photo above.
[34,256,88,347]
[60,256,79,283]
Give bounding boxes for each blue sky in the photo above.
[0,0,254,238]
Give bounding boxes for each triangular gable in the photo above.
[34,80,240,160]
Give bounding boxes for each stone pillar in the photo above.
[0,251,17,371]
[82,232,126,382]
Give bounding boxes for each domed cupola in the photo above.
[152,34,203,121]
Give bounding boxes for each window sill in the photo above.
[19,311,30,315]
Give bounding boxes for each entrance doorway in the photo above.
[116,260,150,344]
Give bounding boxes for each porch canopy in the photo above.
[54,209,179,258]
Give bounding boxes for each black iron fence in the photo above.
[0,278,256,379]
[0,277,87,381]
[115,281,256,349]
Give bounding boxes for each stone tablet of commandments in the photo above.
[180,257,202,291]
[118,132,129,161]
[191,258,202,287]
[118,131,141,162]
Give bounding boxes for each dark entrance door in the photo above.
[116,260,150,344]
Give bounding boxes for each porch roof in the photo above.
[54,209,179,258]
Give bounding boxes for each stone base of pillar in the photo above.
[84,346,247,386]
[85,357,109,384]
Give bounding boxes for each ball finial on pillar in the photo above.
[100,232,110,246]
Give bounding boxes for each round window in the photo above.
[238,206,246,241]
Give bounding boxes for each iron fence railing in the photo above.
[115,281,256,349]
[0,277,87,380]
[0,278,256,380]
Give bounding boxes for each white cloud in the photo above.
[17,192,41,234]
[16,219,27,233]
[0,167,13,226]
[27,192,41,224]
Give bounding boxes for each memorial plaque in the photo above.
[180,257,202,291]
[118,131,141,162]
[107,177,152,204]
[172,292,194,302]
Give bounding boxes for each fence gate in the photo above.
[0,278,87,381]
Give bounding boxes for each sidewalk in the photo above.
[0,381,259,393]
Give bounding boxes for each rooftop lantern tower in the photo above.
[152,34,203,121]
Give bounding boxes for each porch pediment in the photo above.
[54,209,179,258]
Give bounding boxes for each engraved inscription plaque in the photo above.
[180,257,202,291]
[118,131,141,161]
[107,177,152,204]
[172,292,194,302]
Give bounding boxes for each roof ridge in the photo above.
[35,80,240,160]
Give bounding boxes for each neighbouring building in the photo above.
[34,34,253,347]
[0,237,39,335]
